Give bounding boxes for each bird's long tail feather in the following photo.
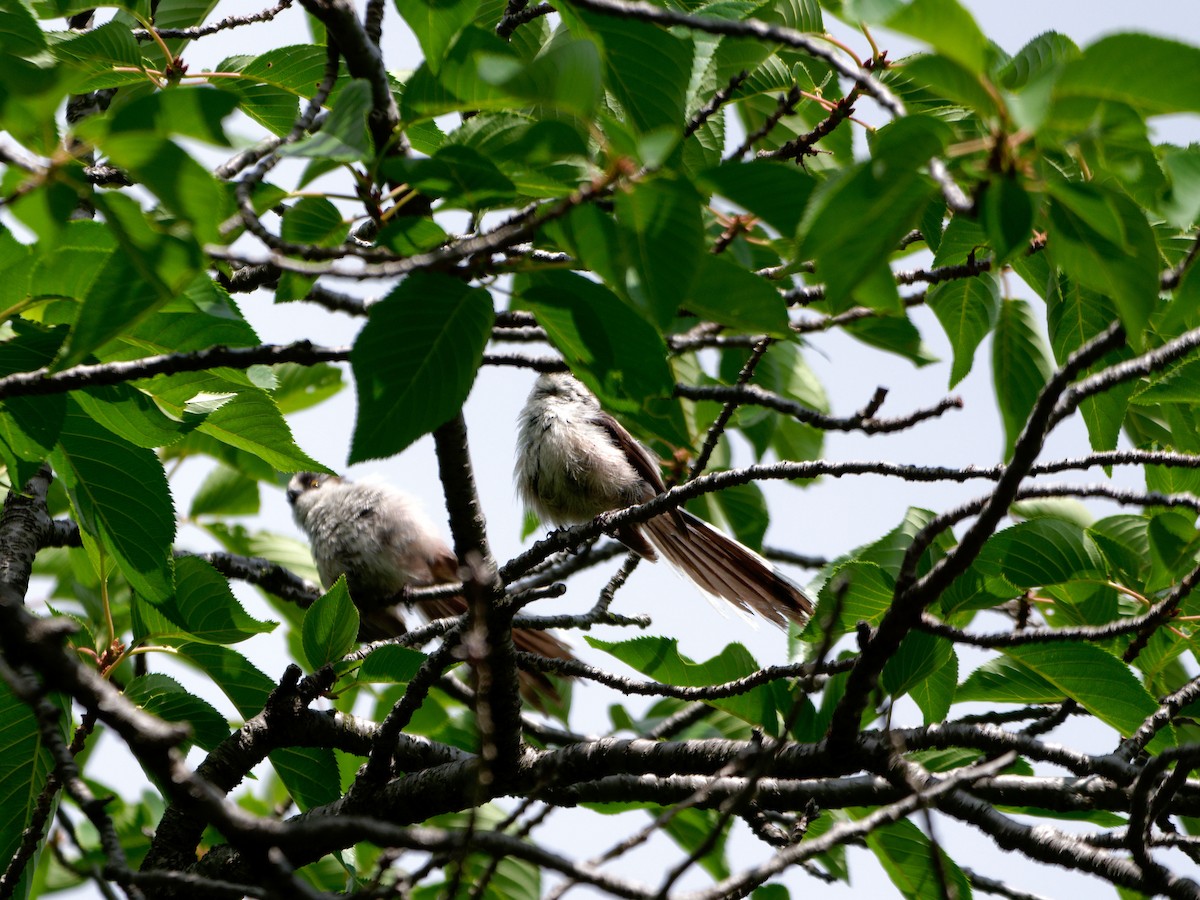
[642,510,813,629]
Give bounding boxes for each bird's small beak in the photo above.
[286,487,300,505]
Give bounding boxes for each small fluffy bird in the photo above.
[287,472,573,705]
[515,373,813,628]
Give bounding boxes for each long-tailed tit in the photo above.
[287,472,573,703]
[515,373,813,628]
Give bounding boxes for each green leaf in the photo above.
[998,31,1079,91]
[857,507,949,579]
[477,38,602,117]
[123,673,229,751]
[103,85,238,145]
[0,229,35,309]
[72,383,194,450]
[271,362,345,415]
[687,481,769,550]
[48,19,142,67]
[1133,358,1200,405]
[1001,644,1170,746]
[722,341,826,467]
[216,45,329,135]
[901,53,998,114]
[0,680,62,900]
[958,654,1061,705]
[910,647,957,725]
[279,197,348,246]
[881,631,953,710]
[870,109,956,170]
[0,0,47,57]
[1010,498,1094,528]
[857,814,973,900]
[1147,511,1200,595]
[801,561,894,641]
[0,322,67,486]
[281,79,373,162]
[918,198,945,253]
[1055,34,1200,116]
[981,176,1034,262]
[684,256,789,335]
[873,0,989,73]
[1047,184,1159,346]
[571,9,691,135]
[378,214,450,256]
[932,214,986,268]
[1159,145,1200,230]
[991,298,1053,460]
[302,577,359,668]
[94,134,228,244]
[125,276,260,353]
[1160,259,1200,339]
[0,55,66,157]
[1045,277,1118,366]
[614,174,704,328]
[799,116,946,310]
[189,464,260,518]
[395,0,479,75]
[358,644,427,683]
[1045,278,1129,452]
[172,643,273,718]
[35,0,149,17]
[400,27,519,120]
[404,145,517,210]
[142,557,276,644]
[350,271,492,462]
[59,193,202,366]
[26,210,113,291]
[988,518,1106,588]
[51,399,174,602]
[151,0,223,51]
[1088,515,1150,590]
[696,160,816,239]
[927,274,999,388]
[586,635,787,735]
[764,0,822,31]
[843,315,937,367]
[149,372,326,474]
[267,745,344,813]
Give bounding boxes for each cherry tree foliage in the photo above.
[0,0,1199,898]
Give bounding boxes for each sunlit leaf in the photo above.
[991,298,1053,460]
[52,399,174,602]
[123,673,229,751]
[302,576,359,668]
[350,271,492,462]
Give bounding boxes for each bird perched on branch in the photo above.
[286,472,573,706]
[515,372,813,629]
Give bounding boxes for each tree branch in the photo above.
[676,382,961,433]
[296,0,400,155]
[826,321,1126,750]
[433,414,522,783]
[0,343,349,400]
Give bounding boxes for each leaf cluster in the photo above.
[0,0,1199,898]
